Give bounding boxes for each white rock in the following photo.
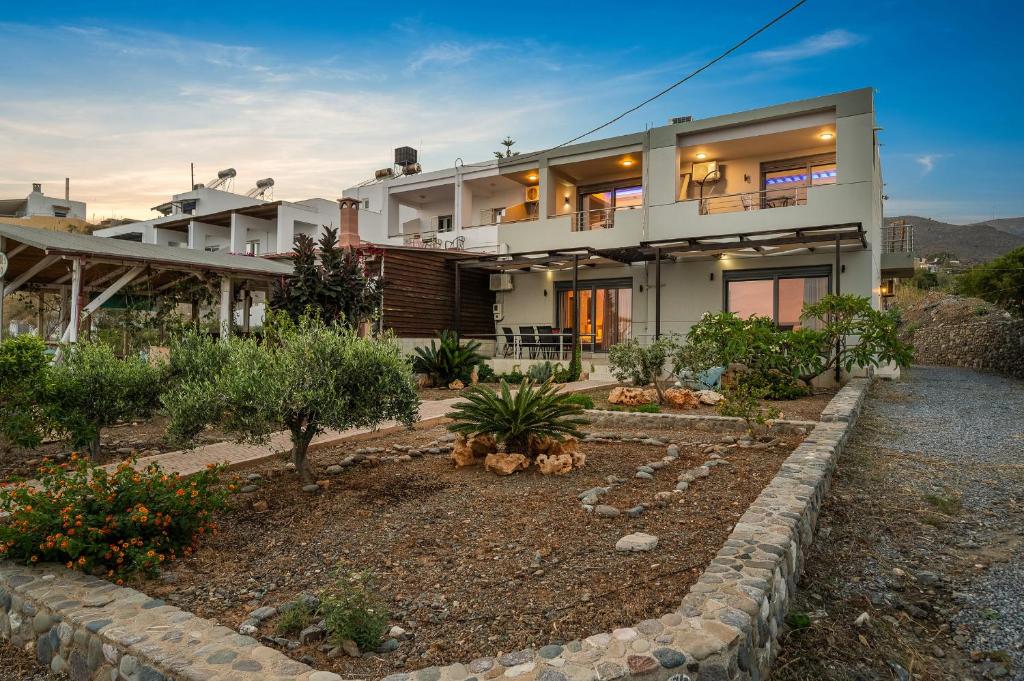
[854,612,870,627]
[388,625,407,639]
[615,532,659,552]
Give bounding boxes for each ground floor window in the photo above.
[245,240,261,255]
[555,278,632,351]
[724,265,831,330]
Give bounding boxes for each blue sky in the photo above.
[1,0,1021,222]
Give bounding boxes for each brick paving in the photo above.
[107,379,613,478]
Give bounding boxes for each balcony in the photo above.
[881,220,915,278]
[570,206,641,231]
[696,186,808,215]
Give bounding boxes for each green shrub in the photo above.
[47,342,164,459]
[562,393,595,410]
[0,335,53,450]
[167,329,231,386]
[276,598,317,635]
[629,403,661,413]
[608,338,669,387]
[740,368,811,400]
[164,314,418,485]
[320,572,389,651]
[527,360,564,383]
[0,457,227,581]
[717,383,780,436]
[447,379,589,455]
[412,330,485,386]
[955,246,1024,313]
[475,362,498,383]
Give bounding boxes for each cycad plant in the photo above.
[447,379,589,455]
[412,330,485,386]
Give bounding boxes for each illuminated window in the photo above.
[725,266,831,330]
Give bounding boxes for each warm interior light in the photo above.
[621,158,635,167]
[819,132,834,141]
[527,174,538,181]
[695,152,707,160]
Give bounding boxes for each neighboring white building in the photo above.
[0,182,87,221]
[93,181,340,256]
[344,88,913,362]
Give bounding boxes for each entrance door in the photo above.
[556,278,632,352]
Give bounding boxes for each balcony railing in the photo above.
[697,186,808,215]
[883,222,914,253]
[402,231,465,250]
[569,207,643,232]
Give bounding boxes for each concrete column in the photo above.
[276,218,294,254]
[242,289,252,334]
[219,278,233,342]
[229,213,247,254]
[68,258,82,343]
[538,162,552,219]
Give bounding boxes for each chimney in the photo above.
[337,197,361,248]
[32,182,42,193]
[65,177,70,200]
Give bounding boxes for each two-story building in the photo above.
[345,88,913,366]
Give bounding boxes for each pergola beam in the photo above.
[4,255,60,297]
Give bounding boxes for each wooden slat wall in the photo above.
[381,249,494,338]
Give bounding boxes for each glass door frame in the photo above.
[554,277,633,352]
[722,265,832,328]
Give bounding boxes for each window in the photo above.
[437,215,454,233]
[180,200,198,214]
[761,153,836,206]
[555,278,633,351]
[204,245,221,252]
[724,266,831,330]
[53,209,68,218]
[245,240,261,255]
[361,199,370,210]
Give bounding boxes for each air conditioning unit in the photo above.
[492,303,503,321]
[489,273,514,291]
[524,185,540,202]
[691,161,721,183]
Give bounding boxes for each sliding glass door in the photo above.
[556,278,632,352]
[724,266,831,330]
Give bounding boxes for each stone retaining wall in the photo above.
[0,564,341,681]
[584,409,816,436]
[2,380,871,681]
[910,318,1024,379]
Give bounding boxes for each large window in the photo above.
[577,179,643,230]
[724,266,831,330]
[761,153,836,207]
[555,278,632,351]
[436,215,454,233]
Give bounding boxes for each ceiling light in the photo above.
[621,159,635,167]
[527,174,538,181]
[695,152,707,160]
[819,132,834,141]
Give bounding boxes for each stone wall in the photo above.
[584,410,816,437]
[0,565,341,681]
[910,318,1024,379]
[1,380,871,681]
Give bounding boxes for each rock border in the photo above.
[584,409,816,436]
[1,379,871,681]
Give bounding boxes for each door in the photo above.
[556,279,632,352]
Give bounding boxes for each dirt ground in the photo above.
[576,384,836,422]
[0,643,56,680]
[0,415,231,481]
[140,421,801,678]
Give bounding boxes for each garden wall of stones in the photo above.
[910,318,1024,379]
[1,379,871,681]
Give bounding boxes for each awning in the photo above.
[455,247,632,272]
[639,223,866,260]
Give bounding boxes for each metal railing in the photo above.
[401,231,466,250]
[697,186,809,215]
[570,207,618,232]
[883,221,914,253]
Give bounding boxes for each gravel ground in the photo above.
[775,365,1024,681]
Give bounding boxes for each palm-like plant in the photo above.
[413,330,484,385]
[447,379,589,455]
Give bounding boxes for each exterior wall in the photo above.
[23,191,87,219]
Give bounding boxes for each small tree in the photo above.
[798,294,914,382]
[607,337,675,403]
[271,227,380,329]
[494,136,520,159]
[412,330,485,387]
[956,246,1024,313]
[164,314,419,484]
[0,335,53,450]
[716,382,780,438]
[47,342,164,459]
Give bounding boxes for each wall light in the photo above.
[819,132,835,141]
[563,195,571,208]
[695,152,707,160]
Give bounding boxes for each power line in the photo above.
[462,0,809,169]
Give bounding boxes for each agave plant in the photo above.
[447,379,589,455]
[412,330,485,386]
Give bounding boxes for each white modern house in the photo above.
[344,88,913,367]
[0,182,87,222]
[93,173,340,257]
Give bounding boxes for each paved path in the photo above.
[109,379,613,478]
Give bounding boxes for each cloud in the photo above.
[754,29,865,63]
[914,153,948,175]
[407,41,501,72]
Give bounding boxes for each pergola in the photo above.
[0,222,292,343]
[454,223,866,360]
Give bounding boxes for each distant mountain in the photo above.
[886,215,1024,263]
[976,217,1024,237]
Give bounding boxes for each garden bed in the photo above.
[139,419,804,679]
[576,384,837,422]
[0,415,231,481]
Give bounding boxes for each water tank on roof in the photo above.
[217,168,237,179]
[395,146,418,167]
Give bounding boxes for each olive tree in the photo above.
[47,342,164,459]
[163,314,419,484]
[0,335,53,451]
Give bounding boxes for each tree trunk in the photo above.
[88,433,102,461]
[291,424,318,484]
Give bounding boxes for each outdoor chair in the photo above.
[501,327,516,358]
[518,326,538,359]
[537,325,556,358]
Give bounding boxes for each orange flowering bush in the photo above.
[0,455,227,580]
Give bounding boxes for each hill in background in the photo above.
[886,215,1024,263]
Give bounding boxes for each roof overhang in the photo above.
[154,201,286,233]
[640,222,866,260]
[456,247,632,273]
